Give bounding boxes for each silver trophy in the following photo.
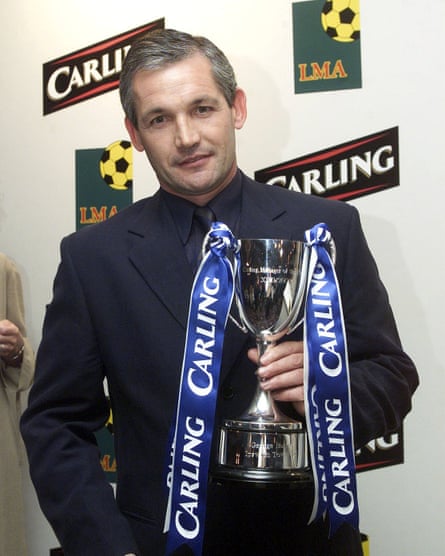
[216,238,312,483]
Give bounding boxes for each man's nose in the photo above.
[175,116,200,149]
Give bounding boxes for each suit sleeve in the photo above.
[337,208,418,448]
[20,238,140,555]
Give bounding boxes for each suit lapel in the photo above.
[127,194,193,329]
[238,174,297,240]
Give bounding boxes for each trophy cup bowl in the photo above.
[215,238,312,483]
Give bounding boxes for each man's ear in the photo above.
[124,117,145,152]
[232,88,247,130]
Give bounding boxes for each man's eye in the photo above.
[196,106,212,115]
[151,115,165,126]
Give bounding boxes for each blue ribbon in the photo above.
[164,222,239,556]
[304,223,359,535]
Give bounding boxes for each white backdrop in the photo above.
[1,1,443,554]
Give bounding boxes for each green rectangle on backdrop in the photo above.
[75,144,133,231]
[293,0,362,94]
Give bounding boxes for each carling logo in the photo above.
[355,429,404,472]
[255,127,400,202]
[43,18,164,115]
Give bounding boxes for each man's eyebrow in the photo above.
[191,95,220,105]
[142,107,164,117]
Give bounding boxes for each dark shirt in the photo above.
[160,169,242,249]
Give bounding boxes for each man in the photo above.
[21,29,418,556]
[0,253,35,556]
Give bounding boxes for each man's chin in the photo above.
[163,175,219,197]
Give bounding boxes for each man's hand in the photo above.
[0,319,24,363]
[248,340,305,416]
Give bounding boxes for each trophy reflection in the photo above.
[216,238,312,483]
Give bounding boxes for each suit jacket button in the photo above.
[222,386,234,400]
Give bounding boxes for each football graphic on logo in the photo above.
[99,140,133,190]
[321,0,360,43]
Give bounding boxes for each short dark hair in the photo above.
[119,28,238,127]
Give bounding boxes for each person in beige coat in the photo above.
[0,253,34,555]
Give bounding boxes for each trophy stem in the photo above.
[240,335,291,423]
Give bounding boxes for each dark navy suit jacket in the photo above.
[21,173,418,555]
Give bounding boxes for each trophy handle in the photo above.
[228,312,249,333]
[287,234,336,333]
[284,244,310,334]
[327,234,337,266]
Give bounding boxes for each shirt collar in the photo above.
[160,170,242,245]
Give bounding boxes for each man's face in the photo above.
[125,53,247,205]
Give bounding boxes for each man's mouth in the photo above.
[177,153,211,167]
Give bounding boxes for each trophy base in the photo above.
[215,418,311,484]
